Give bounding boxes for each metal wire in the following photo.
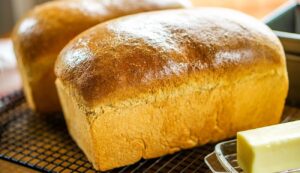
[0,91,216,172]
[2,91,297,172]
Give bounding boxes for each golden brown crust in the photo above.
[56,67,288,170]
[12,0,190,113]
[55,8,286,106]
[13,0,191,62]
[55,8,288,170]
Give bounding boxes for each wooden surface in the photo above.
[0,159,39,173]
[0,0,290,172]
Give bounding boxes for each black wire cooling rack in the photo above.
[1,91,299,173]
[0,91,214,173]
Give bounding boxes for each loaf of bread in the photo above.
[12,0,190,113]
[55,8,288,171]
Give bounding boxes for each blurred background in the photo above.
[0,0,48,35]
[0,0,288,35]
[0,0,295,97]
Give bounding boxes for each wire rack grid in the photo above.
[0,91,214,173]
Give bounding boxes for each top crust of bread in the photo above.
[13,0,190,63]
[12,0,190,112]
[55,8,287,107]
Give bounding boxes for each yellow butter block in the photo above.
[237,120,300,173]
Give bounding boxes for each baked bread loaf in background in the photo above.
[55,8,288,171]
[12,0,190,113]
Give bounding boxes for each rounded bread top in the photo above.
[13,0,190,63]
[55,8,285,106]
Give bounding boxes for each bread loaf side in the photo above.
[55,8,288,171]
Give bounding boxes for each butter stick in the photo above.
[237,120,300,173]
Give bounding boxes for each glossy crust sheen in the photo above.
[55,8,288,171]
[56,8,287,107]
[12,0,190,113]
